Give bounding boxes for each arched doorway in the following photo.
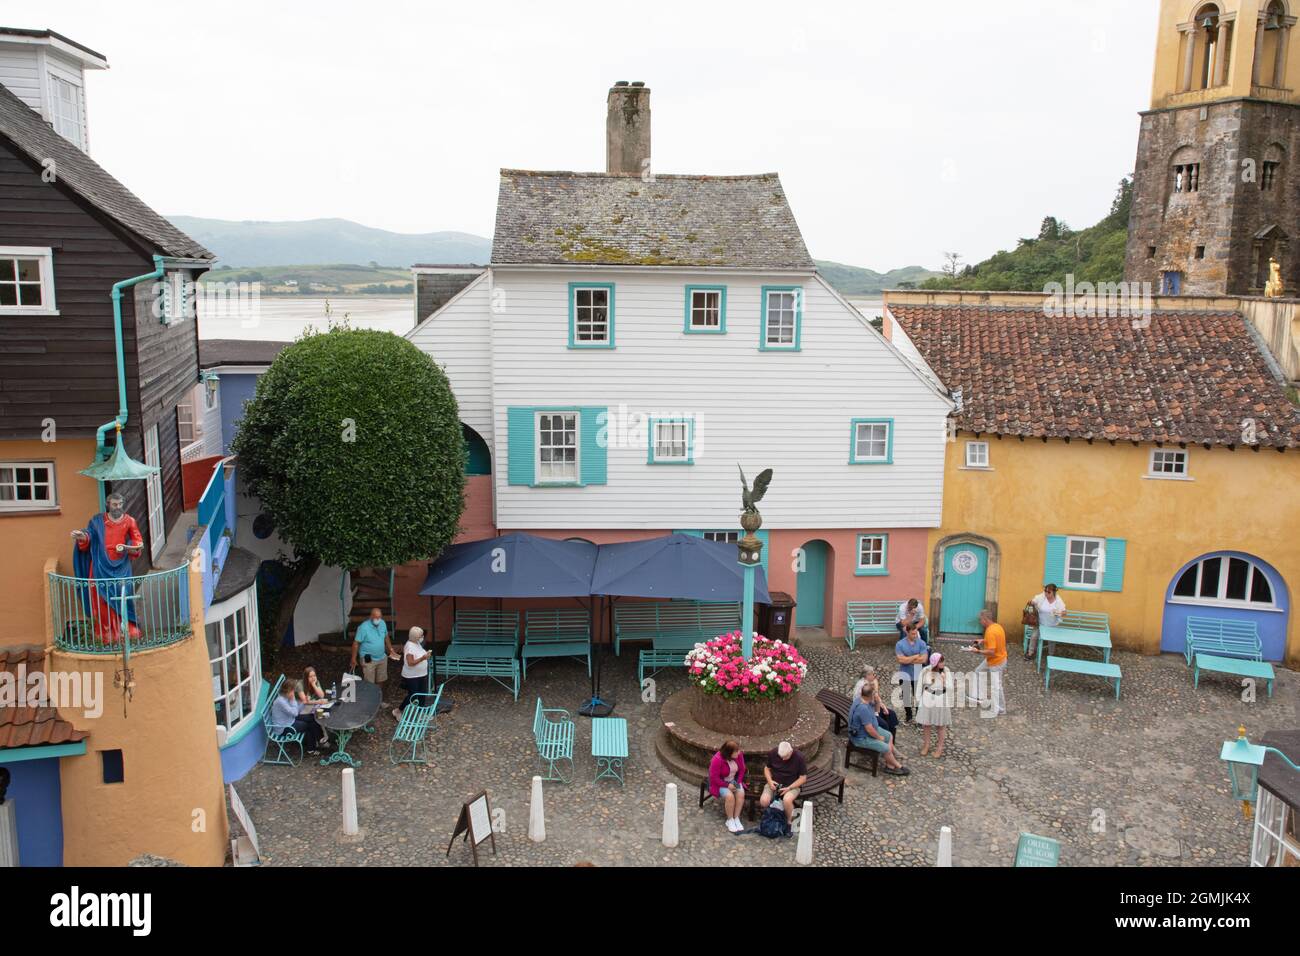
[1160,551,1290,661]
[930,533,1001,636]
[796,539,832,630]
[462,423,491,476]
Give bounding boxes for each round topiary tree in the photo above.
[233,327,465,654]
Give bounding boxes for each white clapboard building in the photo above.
[407,82,952,638]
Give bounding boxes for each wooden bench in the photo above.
[815,688,852,735]
[532,697,576,783]
[261,674,304,766]
[441,610,521,700]
[845,601,901,650]
[1184,617,1263,667]
[844,737,882,776]
[613,601,740,656]
[1044,655,1122,699]
[389,684,443,765]
[591,717,629,784]
[522,608,591,680]
[1193,653,1275,698]
[698,765,846,821]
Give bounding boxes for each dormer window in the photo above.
[49,74,85,150]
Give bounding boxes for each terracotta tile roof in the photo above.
[0,646,90,751]
[491,170,813,269]
[890,305,1300,448]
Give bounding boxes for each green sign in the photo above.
[1014,832,1060,867]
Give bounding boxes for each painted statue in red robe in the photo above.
[71,492,144,643]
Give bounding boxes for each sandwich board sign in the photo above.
[446,791,496,865]
[228,784,261,866]
[1014,832,1060,867]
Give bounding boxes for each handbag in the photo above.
[1021,601,1037,627]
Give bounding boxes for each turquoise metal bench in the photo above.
[845,601,900,650]
[262,675,305,766]
[1192,653,1275,698]
[591,716,629,785]
[1034,611,1112,671]
[1044,655,1122,699]
[1184,617,1263,666]
[442,609,521,700]
[613,601,740,655]
[639,648,690,683]
[532,697,576,783]
[389,684,443,765]
[522,608,591,679]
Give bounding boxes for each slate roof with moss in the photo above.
[491,170,814,269]
[891,303,1300,449]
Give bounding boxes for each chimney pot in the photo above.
[614,80,629,87]
[630,81,645,87]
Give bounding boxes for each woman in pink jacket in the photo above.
[708,740,747,833]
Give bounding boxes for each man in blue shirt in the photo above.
[848,685,908,776]
[895,623,929,723]
[351,607,394,685]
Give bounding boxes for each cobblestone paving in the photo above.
[236,639,1297,867]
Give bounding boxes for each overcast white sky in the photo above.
[41,0,1157,271]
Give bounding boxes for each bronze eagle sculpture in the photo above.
[738,466,773,515]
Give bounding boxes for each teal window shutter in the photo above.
[1102,538,1127,592]
[1044,535,1067,586]
[506,407,535,486]
[579,407,608,485]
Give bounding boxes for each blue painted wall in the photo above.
[5,756,64,865]
[219,678,271,784]
[219,373,260,455]
[1160,551,1290,662]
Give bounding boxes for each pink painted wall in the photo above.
[766,528,930,638]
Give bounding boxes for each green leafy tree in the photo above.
[233,327,465,656]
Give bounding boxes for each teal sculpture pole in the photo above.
[737,465,773,662]
[741,562,756,660]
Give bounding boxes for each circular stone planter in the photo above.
[689,685,800,737]
[656,685,833,784]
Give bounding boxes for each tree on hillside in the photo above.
[942,251,963,278]
[232,327,466,663]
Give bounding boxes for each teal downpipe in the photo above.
[93,255,166,509]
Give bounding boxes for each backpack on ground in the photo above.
[757,805,792,839]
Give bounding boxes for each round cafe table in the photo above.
[317,679,383,768]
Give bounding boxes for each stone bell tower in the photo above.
[1124,0,1299,296]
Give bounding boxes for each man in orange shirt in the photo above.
[970,609,1007,716]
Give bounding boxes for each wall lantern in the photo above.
[1220,725,1300,817]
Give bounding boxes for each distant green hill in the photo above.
[815,261,943,295]
[921,178,1133,292]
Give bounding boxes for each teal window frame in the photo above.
[855,533,889,576]
[683,285,727,334]
[568,282,616,349]
[647,417,695,465]
[759,285,802,351]
[849,418,894,464]
[535,408,583,486]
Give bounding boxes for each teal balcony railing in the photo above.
[48,564,193,655]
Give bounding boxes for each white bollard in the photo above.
[341,768,359,836]
[662,783,679,848]
[795,800,814,864]
[937,825,953,867]
[528,775,546,843]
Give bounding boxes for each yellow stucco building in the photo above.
[886,290,1300,668]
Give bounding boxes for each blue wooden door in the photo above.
[941,543,988,635]
[797,541,828,628]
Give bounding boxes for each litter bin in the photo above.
[760,592,796,642]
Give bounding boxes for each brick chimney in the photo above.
[606,81,650,176]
